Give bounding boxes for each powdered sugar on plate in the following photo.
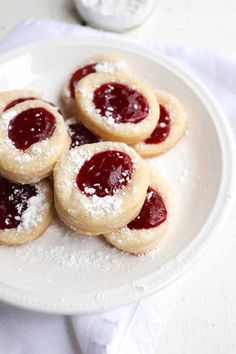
[15,219,161,272]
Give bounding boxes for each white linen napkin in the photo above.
[0,19,235,354]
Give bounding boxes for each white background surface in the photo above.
[0,1,236,353]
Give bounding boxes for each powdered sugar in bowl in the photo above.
[73,0,155,32]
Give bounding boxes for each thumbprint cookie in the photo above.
[62,54,128,117]
[66,117,100,148]
[0,177,53,245]
[0,99,71,183]
[75,72,159,144]
[54,142,150,235]
[134,91,186,157]
[104,170,171,254]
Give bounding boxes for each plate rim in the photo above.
[0,35,235,314]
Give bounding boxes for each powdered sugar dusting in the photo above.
[109,224,161,245]
[31,145,42,155]
[77,86,93,100]
[1,108,17,129]
[95,61,127,73]
[83,194,122,218]
[1,181,51,240]
[68,147,94,172]
[84,186,96,195]
[165,103,176,120]
[17,183,49,232]
[15,220,161,272]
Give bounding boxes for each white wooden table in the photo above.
[0,1,236,353]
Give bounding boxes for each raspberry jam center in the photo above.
[93,82,149,124]
[0,177,36,230]
[69,63,97,98]
[145,105,171,144]
[128,187,167,230]
[68,123,99,148]
[76,150,133,197]
[8,107,56,151]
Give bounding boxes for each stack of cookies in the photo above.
[0,53,186,254]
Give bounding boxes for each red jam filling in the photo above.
[93,82,149,124]
[128,187,167,230]
[8,107,56,151]
[4,97,61,114]
[69,63,97,98]
[0,177,36,230]
[145,105,171,144]
[68,123,99,148]
[76,150,133,197]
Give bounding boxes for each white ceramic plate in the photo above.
[0,36,234,314]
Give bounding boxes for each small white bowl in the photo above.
[73,0,155,32]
